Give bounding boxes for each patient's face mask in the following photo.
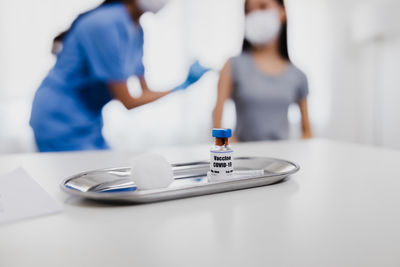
[244,9,282,46]
[136,0,169,13]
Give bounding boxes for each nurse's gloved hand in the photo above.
[173,60,210,92]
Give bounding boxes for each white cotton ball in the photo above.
[130,154,174,190]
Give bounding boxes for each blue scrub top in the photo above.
[30,3,144,152]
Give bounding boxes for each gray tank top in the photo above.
[231,52,309,141]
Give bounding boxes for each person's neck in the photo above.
[251,40,283,62]
[250,39,288,75]
[124,2,142,23]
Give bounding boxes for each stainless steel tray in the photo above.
[60,157,299,203]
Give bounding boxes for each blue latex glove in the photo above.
[173,60,210,92]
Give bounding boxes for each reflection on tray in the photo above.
[69,170,265,193]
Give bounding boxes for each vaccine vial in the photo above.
[209,128,234,179]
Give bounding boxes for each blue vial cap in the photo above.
[212,128,232,138]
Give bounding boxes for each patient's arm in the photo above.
[108,78,171,110]
[213,60,233,128]
[298,98,312,139]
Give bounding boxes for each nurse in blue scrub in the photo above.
[30,0,209,152]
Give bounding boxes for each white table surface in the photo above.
[0,139,400,267]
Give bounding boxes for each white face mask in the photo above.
[244,9,282,46]
[136,0,168,13]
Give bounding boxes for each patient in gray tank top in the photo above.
[231,52,309,141]
[213,0,312,142]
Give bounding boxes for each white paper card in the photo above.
[0,168,63,225]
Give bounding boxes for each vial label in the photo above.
[210,151,234,177]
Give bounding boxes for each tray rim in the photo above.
[60,157,300,202]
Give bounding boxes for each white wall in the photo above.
[352,0,400,148]
[287,0,400,148]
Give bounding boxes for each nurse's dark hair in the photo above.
[52,0,127,53]
[242,0,290,61]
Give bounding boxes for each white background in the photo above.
[0,0,399,153]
